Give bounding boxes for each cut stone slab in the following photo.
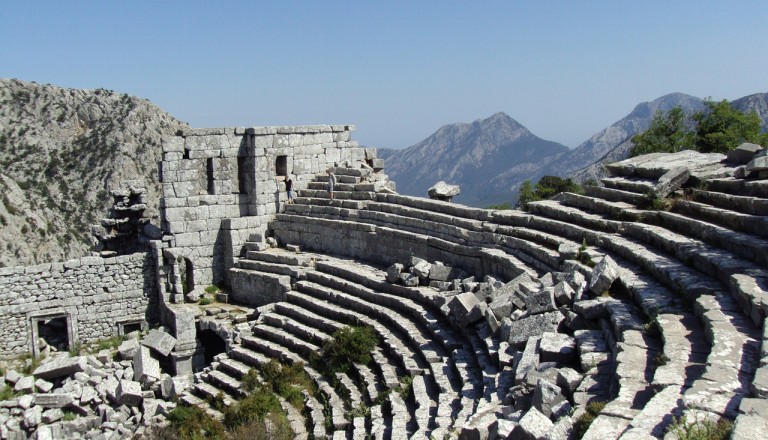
[504,311,564,348]
[141,329,177,357]
[525,289,557,315]
[33,393,75,408]
[13,376,35,393]
[133,346,162,384]
[449,292,483,327]
[650,166,690,198]
[386,263,404,283]
[118,338,140,360]
[511,407,553,440]
[539,332,576,364]
[117,380,143,407]
[746,149,768,172]
[428,262,453,282]
[728,143,763,165]
[33,356,87,380]
[428,181,460,200]
[532,379,566,418]
[410,259,432,279]
[731,413,768,439]
[553,281,575,307]
[588,255,620,294]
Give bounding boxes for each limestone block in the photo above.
[485,307,501,334]
[141,329,177,357]
[751,367,768,398]
[5,369,21,384]
[650,166,690,198]
[41,408,64,424]
[525,289,557,315]
[17,394,34,409]
[399,273,419,287]
[489,294,515,320]
[133,346,162,384]
[449,292,483,327]
[506,311,564,348]
[22,405,42,429]
[558,242,580,260]
[428,262,453,282]
[728,143,763,164]
[532,379,566,417]
[553,281,574,307]
[410,259,432,280]
[428,181,460,200]
[117,380,143,407]
[118,338,140,360]
[33,393,74,408]
[511,407,553,440]
[13,376,34,393]
[33,356,87,380]
[588,255,620,294]
[746,148,768,172]
[539,332,576,364]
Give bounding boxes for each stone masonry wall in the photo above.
[0,253,157,359]
[159,125,361,289]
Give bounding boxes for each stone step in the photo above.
[242,248,314,266]
[218,357,252,379]
[192,381,238,408]
[250,323,321,358]
[672,199,768,239]
[601,176,656,195]
[288,197,371,210]
[692,188,768,216]
[206,369,246,399]
[527,199,624,234]
[706,177,768,199]
[312,173,361,184]
[555,192,642,222]
[275,394,308,440]
[374,193,494,222]
[647,210,768,268]
[299,188,377,201]
[260,311,331,347]
[178,393,224,420]
[308,181,357,191]
[273,301,346,335]
[237,259,308,279]
[585,185,649,206]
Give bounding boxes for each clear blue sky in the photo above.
[2,1,766,149]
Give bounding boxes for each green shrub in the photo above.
[242,368,260,393]
[165,404,225,439]
[573,400,606,439]
[667,416,733,440]
[204,285,220,294]
[312,326,378,376]
[0,385,17,401]
[223,387,282,430]
[260,359,314,408]
[199,297,212,306]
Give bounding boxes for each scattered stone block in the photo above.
[133,346,162,385]
[33,393,74,408]
[410,259,432,279]
[650,166,690,198]
[553,281,574,307]
[400,273,419,287]
[539,332,576,364]
[13,376,34,393]
[558,242,580,260]
[428,262,453,282]
[449,292,483,327]
[386,263,404,283]
[505,311,564,348]
[33,356,87,380]
[556,367,583,395]
[428,181,460,201]
[728,143,763,164]
[746,149,768,172]
[532,379,566,418]
[22,405,42,429]
[118,338,140,360]
[525,289,557,315]
[41,408,64,424]
[588,255,620,295]
[17,394,34,409]
[5,369,21,385]
[751,367,768,398]
[116,380,143,407]
[141,329,177,357]
[511,407,553,440]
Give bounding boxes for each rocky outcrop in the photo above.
[0,78,188,267]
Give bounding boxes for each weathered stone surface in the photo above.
[428,262,453,282]
[731,413,768,439]
[133,346,162,384]
[428,181,460,200]
[449,292,483,327]
[511,407,553,440]
[525,289,557,315]
[539,332,576,364]
[650,166,690,198]
[13,375,34,393]
[728,143,763,164]
[556,367,582,395]
[588,255,620,294]
[532,379,565,417]
[118,338,140,360]
[386,263,404,283]
[33,393,74,408]
[141,329,177,357]
[746,149,768,172]
[751,367,768,398]
[505,311,564,347]
[553,281,574,307]
[33,356,87,380]
[117,380,143,407]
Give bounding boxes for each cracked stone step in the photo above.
[672,199,768,239]
[601,176,656,194]
[585,185,649,206]
[692,188,768,216]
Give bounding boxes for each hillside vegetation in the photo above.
[0,78,187,267]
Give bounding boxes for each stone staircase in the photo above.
[179,156,767,439]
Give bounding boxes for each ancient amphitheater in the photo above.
[1,125,766,439]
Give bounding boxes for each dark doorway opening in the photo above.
[197,328,227,365]
[182,258,194,294]
[275,155,288,177]
[120,321,142,336]
[37,316,69,353]
[206,158,215,194]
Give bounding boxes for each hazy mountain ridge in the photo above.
[382,112,569,206]
[0,78,188,267]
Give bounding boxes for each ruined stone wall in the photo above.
[0,253,157,359]
[159,125,361,289]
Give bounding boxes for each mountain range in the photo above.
[1,77,766,266]
[382,92,768,206]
